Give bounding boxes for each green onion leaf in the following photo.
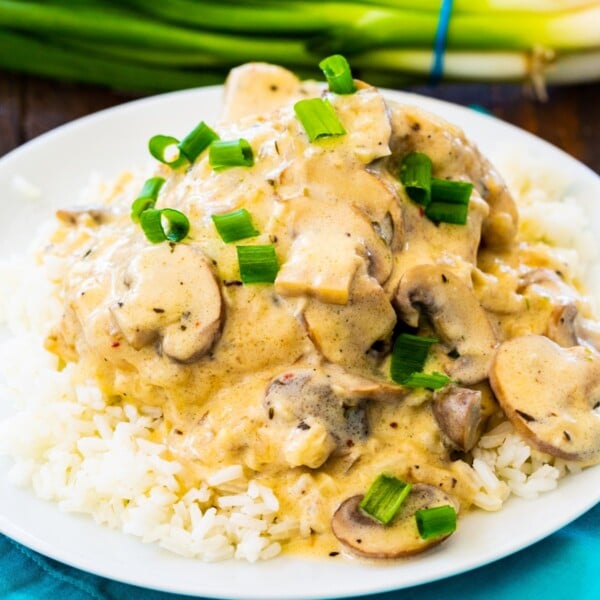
[416,505,457,540]
[236,244,279,284]
[209,138,254,170]
[390,333,438,384]
[212,208,259,243]
[139,208,190,244]
[426,178,473,225]
[178,120,219,163]
[402,372,451,390]
[148,135,188,168]
[319,54,356,95]
[399,152,433,206]
[294,98,346,142]
[131,176,165,223]
[359,474,412,526]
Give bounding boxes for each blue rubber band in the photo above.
[430,0,454,83]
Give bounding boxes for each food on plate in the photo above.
[1,57,599,563]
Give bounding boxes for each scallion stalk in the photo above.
[178,121,219,163]
[139,207,190,243]
[390,333,438,384]
[236,244,279,284]
[425,178,473,225]
[148,135,188,168]
[359,474,412,525]
[399,152,433,206]
[401,372,452,390]
[294,98,346,142]
[209,139,254,170]
[131,176,165,222]
[415,505,457,540]
[212,208,259,243]
[319,54,356,94]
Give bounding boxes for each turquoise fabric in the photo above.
[1,503,598,599]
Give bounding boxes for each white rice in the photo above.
[0,256,298,561]
[0,155,595,559]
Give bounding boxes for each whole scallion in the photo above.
[0,2,597,93]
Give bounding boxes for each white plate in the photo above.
[0,87,599,600]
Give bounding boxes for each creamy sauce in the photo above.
[44,63,600,558]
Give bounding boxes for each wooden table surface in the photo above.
[1,71,599,174]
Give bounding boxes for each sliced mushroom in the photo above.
[394,264,497,384]
[547,303,579,347]
[433,385,484,452]
[324,363,407,404]
[546,302,600,354]
[56,206,114,226]
[264,368,369,468]
[332,484,457,558]
[490,335,600,466]
[304,271,396,368]
[111,243,223,363]
[518,268,579,304]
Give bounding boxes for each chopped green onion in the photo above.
[139,207,190,243]
[426,178,473,225]
[294,98,346,142]
[236,244,279,284]
[131,176,165,223]
[416,505,457,540]
[402,372,451,390]
[399,152,433,206]
[212,208,259,243]
[148,134,188,168]
[319,54,356,95]
[178,120,219,163]
[209,138,254,170]
[359,474,412,526]
[390,333,438,384]
[432,178,473,201]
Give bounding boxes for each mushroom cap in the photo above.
[111,243,223,363]
[490,334,600,466]
[433,385,484,452]
[394,264,498,384]
[331,484,457,558]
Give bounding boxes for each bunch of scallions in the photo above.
[0,0,598,96]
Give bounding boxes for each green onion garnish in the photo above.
[415,505,457,540]
[131,176,165,223]
[148,135,188,168]
[209,139,254,170]
[236,244,279,284]
[319,54,356,95]
[294,98,346,142]
[401,372,452,390]
[399,152,433,207]
[139,208,190,244]
[212,208,259,243]
[390,333,438,384]
[425,178,473,225]
[178,121,219,163]
[359,474,412,525]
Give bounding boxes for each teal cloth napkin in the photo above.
[2,502,598,600]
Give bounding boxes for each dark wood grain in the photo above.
[0,71,598,174]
